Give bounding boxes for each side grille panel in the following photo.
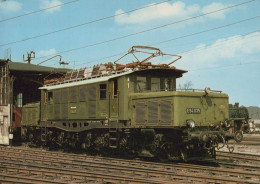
[79,86,87,102]
[61,89,68,103]
[61,103,68,119]
[136,102,146,124]
[54,90,61,104]
[54,104,60,119]
[88,101,96,118]
[70,88,77,103]
[88,85,96,101]
[148,101,158,124]
[160,100,172,124]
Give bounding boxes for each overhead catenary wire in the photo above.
[74,31,260,71]
[0,0,173,47]
[33,0,258,63]
[0,0,80,23]
[178,31,260,56]
[71,17,260,67]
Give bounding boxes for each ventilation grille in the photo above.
[136,102,146,124]
[88,85,96,101]
[79,86,87,102]
[61,89,68,103]
[54,90,61,104]
[148,101,158,124]
[61,103,68,119]
[70,88,77,103]
[31,109,36,121]
[88,101,96,118]
[160,100,172,124]
[54,104,60,119]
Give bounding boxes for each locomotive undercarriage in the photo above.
[21,123,235,161]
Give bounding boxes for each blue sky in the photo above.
[0,0,259,107]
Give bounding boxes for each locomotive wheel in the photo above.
[234,131,243,142]
[157,150,169,162]
[180,149,188,162]
[210,148,216,159]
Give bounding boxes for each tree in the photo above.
[178,81,193,90]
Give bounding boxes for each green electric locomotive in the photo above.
[21,46,240,161]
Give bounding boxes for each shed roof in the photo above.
[7,61,69,73]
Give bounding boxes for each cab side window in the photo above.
[48,91,53,104]
[151,78,160,91]
[136,76,146,92]
[100,84,107,99]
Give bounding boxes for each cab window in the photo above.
[48,91,53,104]
[100,84,107,99]
[136,76,146,92]
[113,79,118,98]
[151,78,160,91]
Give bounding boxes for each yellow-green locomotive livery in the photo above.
[21,46,239,160]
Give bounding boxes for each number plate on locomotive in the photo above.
[186,108,201,114]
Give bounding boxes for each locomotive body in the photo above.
[21,46,238,160]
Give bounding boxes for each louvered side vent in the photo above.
[61,103,68,119]
[88,85,96,101]
[54,104,60,119]
[148,101,158,124]
[70,88,77,103]
[88,101,96,117]
[136,102,146,124]
[79,86,87,102]
[61,89,68,103]
[160,100,172,124]
[54,90,61,104]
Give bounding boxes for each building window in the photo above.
[17,93,23,107]
[136,76,146,92]
[48,92,53,104]
[113,79,118,98]
[100,84,107,99]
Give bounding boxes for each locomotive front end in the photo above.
[130,88,234,160]
[173,89,235,159]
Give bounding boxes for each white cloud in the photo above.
[37,48,57,57]
[40,0,63,13]
[0,0,22,13]
[202,3,229,19]
[176,32,260,70]
[115,1,230,25]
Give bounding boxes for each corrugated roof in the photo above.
[7,61,70,73]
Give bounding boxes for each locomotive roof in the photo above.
[40,46,187,90]
[40,67,187,91]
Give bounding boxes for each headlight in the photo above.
[187,119,195,128]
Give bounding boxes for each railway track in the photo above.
[0,146,259,183]
[216,150,260,167]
